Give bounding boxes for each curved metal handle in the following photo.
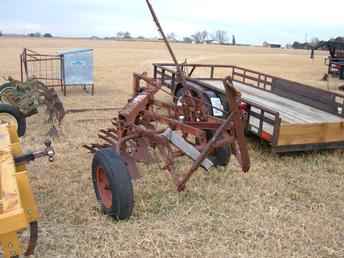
[24,221,38,256]
[14,140,55,165]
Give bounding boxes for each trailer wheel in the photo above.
[175,89,231,166]
[174,86,183,103]
[0,103,26,137]
[175,89,187,120]
[206,130,231,167]
[92,148,134,220]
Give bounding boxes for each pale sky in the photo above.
[1,0,343,44]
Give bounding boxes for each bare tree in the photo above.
[191,30,208,43]
[214,30,228,44]
[116,32,124,38]
[310,37,320,48]
[191,32,202,43]
[167,32,177,41]
[44,33,53,38]
[123,32,131,39]
[200,30,208,42]
[28,32,41,37]
[183,37,193,43]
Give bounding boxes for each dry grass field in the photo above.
[0,37,344,258]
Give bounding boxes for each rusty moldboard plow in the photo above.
[83,0,250,220]
[84,73,250,220]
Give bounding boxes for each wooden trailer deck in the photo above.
[204,80,343,124]
[153,63,344,153]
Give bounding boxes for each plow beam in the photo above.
[161,128,214,170]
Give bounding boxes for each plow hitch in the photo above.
[14,140,55,165]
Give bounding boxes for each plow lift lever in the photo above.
[14,140,55,165]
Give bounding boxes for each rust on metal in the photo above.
[84,0,249,192]
[84,73,250,191]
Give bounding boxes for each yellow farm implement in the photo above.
[0,124,54,258]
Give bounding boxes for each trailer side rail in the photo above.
[154,63,344,118]
[153,63,282,146]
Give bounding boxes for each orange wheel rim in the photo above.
[96,167,112,209]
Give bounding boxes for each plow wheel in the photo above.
[92,148,134,220]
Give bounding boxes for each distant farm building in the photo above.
[205,40,220,45]
[263,42,282,48]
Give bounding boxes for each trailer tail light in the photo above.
[261,131,272,142]
[239,102,249,121]
[239,102,248,112]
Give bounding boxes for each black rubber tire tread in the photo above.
[206,130,231,167]
[92,148,134,220]
[0,83,17,104]
[175,87,184,104]
[202,94,231,167]
[0,103,26,137]
[0,82,15,92]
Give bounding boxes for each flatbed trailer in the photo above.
[153,63,344,153]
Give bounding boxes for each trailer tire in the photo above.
[0,103,26,137]
[175,89,230,166]
[92,148,134,220]
[201,94,230,167]
[175,88,184,104]
[206,130,231,167]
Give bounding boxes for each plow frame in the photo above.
[85,73,250,192]
[0,124,39,258]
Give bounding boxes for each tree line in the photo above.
[112,30,236,45]
[2,28,341,50]
[0,29,236,44]
[0,31,53,38]
[179,30,235,45]
[291,37,344,50]
[27,32,53,38]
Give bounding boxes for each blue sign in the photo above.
[60,49,93,85]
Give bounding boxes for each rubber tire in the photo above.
[175,88,184,104]
[0,83,17,104]
[201,93,231,166]
[206,130,231,167]
[0,82,15,93]
[0,103,26,137]
[92,148,134,220]
[175,89,231,166]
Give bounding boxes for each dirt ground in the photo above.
[0,37,344,258]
